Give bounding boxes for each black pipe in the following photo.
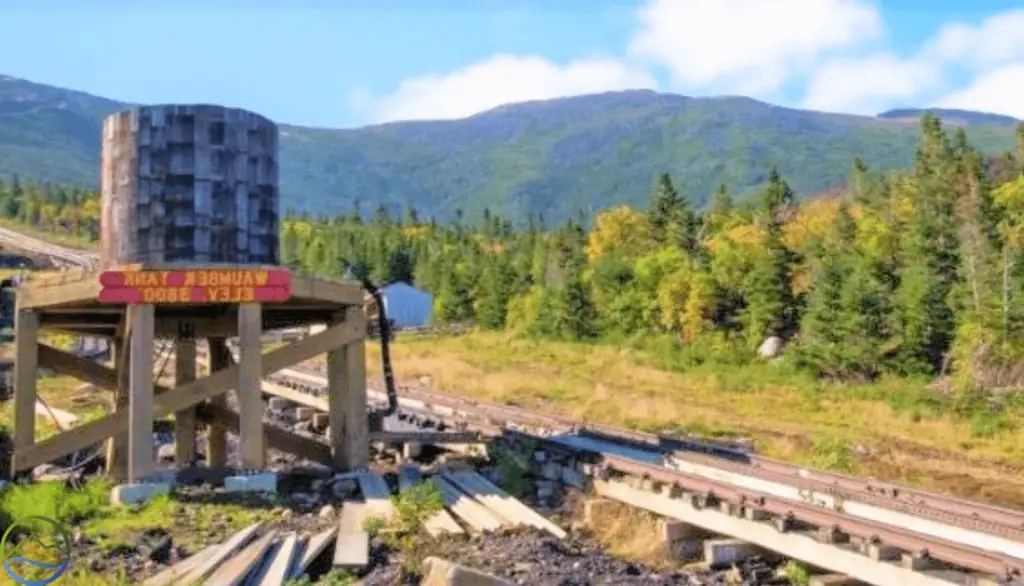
[362,278,399,427]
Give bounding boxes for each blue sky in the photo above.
[1,0,1023,127]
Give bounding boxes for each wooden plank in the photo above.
[397,466,464,537]
[173,339,197,466]
[326,310,346,468]
[430,476,505,533]
[17,274,100,309]
[195,403,333,465]
[340,307,368,469]
[290,527,337,579]
[334,503,370,569]
[12,309,38,473]
[290,276,365,306]
[14,319,366,471]
[177,522,263,585]
[242,540,278,586]
[444,471,567,538]
[204,529,278,586]
[357,473,394,520]
[141,542,221,586]
[206,338,230,468]
[127,303,155,482]
[238,302,265,468]
[255,533,299,586]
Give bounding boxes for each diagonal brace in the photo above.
[13,318,366,472]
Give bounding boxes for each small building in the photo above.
[380,281,434,329]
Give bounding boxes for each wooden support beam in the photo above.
[11,309,38,474]
[128,304,155,482]
[206,338,230,468]
[174,339,197,466]
[37,343,168,394]
[13,318,365,472]
[326,311,345,469]
[195,403,332,465]
[339,307,368,470]
[105,332,130,478]
[237,303,265,469]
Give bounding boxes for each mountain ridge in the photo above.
[0,74,1018,224]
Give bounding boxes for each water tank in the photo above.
[100,104,280,268]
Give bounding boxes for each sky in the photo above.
[1,0,1022,128]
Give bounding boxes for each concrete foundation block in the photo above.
[865,543,901,562]
[901,552,933,571]
[268,397,288,411]
[110,482,171,506]
[704,538,761,567]
[660,520,705,542]
[421,557,515,586]
[224,472,278,494]
[669,538,703,561]
[311,412,329,430]
[294,407,314,420]
[743,507,770,521]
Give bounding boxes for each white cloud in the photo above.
[348,1,1024,123]
[800,53,939,114]
[628,0,882,95]
[351,54,656,124]
[798,8,1024,116]
[935,64,1024,119]
[924,9,1024,66]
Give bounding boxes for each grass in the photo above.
[356,330,1024,506]
[0,479,265,586]
[0,218,96,251]
[578,497,677,568]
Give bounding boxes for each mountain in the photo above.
[877,108,1019,127]
[0,74,1019,224]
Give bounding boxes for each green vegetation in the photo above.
[6,115,1024,503]
[0,479,265,586]
[0,75,1020,224]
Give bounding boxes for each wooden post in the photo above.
[335,306,368,470]
[237,303,265,469]
[105,334,130,478]
[206,338,229,468]
[174,339,197,466]
[127,303,155,482]
[11,309,38,475]
[326,316,344,468]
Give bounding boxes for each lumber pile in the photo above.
[143,466,563,584]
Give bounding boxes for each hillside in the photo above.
[0,74,1019,224]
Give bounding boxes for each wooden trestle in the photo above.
[11,264,369,481]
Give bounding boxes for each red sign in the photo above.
[99,269,292,304]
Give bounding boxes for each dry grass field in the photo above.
[358,331,1024,507]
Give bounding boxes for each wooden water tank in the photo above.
[99,105,280,267]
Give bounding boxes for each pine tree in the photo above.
[648,173,698,252]
[892,115,960,374]
[743,219,795,347]
[476,254,515,330]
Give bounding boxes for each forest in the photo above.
[2,115,1024,404]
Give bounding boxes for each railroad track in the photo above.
[263,364,1024,573]
[14,228,1024,586]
